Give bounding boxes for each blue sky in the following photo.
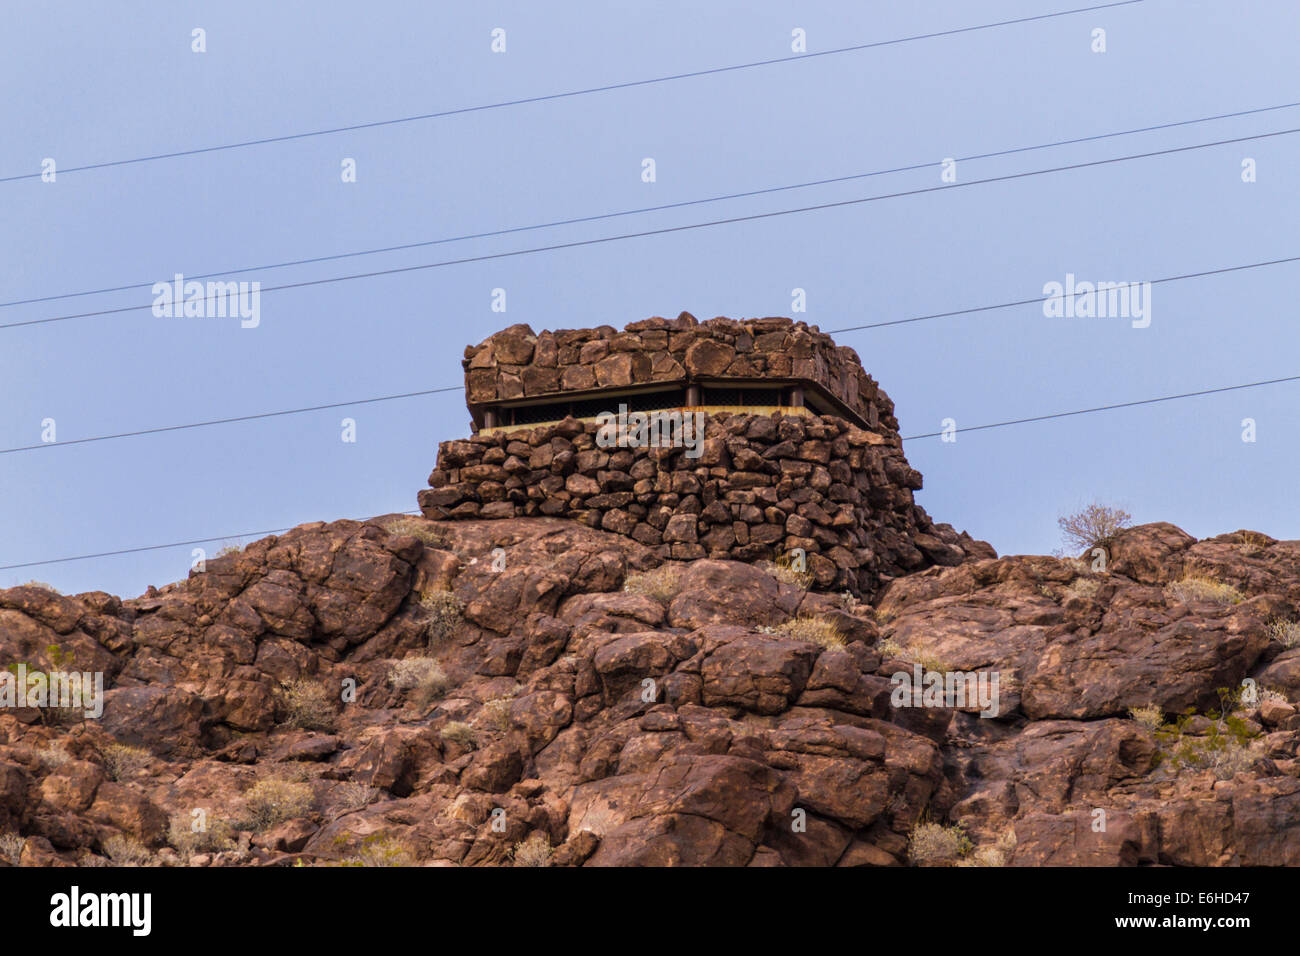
[2,0,1298,597]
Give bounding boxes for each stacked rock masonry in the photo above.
[420,314,993,595]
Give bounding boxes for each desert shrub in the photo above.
[385,516,449,548]
[908,822,972,865]
[1205,744,1258,780]
[1158,732,1257,780]
[0,833,24,865]
[623,565,684,605]
[100,743,150,781]
[759,616,844,648]
[1128,704,1164,731]
[281,679,338,731]
[102,834,154,866]
[1267,618,1300,649]
[341,833,416,867]
[238,778,314,831]
[216,540,243,558]
[1062,576,1100,602]
[1058,503,1132,554]
[955,828,1017,868]
[168,814,235,857]
[511,832,554,867]
[421,590,463,644]
[333,781,379,812]
[440,721,477,749]
[389,657,450,708]
[1152,696,1261,780]
[1166,574,1244,606]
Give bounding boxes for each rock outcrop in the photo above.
[2,518,1300,867]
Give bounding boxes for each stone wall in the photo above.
[463,313,893,429]
[418,410,989,595]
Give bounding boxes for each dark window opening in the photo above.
[700,385,784,407]
[498,387,688,426]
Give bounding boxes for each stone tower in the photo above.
[419,312,990,594]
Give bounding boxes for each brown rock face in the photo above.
[4,515,1300,869]
[3,516,1300,868]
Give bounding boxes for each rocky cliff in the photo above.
[3,514,1300,867]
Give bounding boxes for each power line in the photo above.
[8,95,1295,312]
[827,254,1300,334]
[0,1,1144,185]
[4,368,1293,572]
[901,373,1300,441]
[0,512,421,572]
[9,124,1299,333]
[0,386,462,455]
[5,250,1300,457]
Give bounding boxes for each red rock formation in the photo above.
[1,518,1299,867]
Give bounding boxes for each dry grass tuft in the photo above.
[342,833,416,867]
[908,822,972,865]
[1166,574,1244,606]
[512,832,554,867]
[623,564,685,605]
[877,638,950,673]
[19,580,61,593]
[386,516,450,548]
[100,743,150,781]
[168,813,235,857]
[1236,530,1268,555]
[237,777,314,832]
[281,679,339,731]
[1266,618,1300,649]
[102,834,154,866]
[759,616,844,648]
[765,559,813,590]
[1062,576,1100,602]
[440,721,478,749]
